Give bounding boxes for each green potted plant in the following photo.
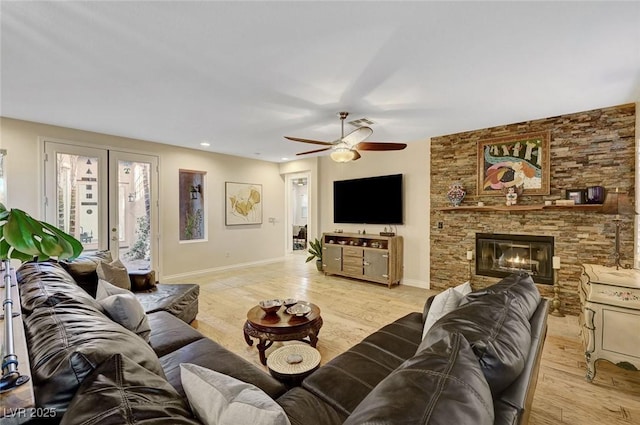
[0,203,83,262]
[305,238,323,271]
[0,202,83,393]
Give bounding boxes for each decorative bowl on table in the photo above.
[286,303,312,317]
[283,298,298,308]
[259,299,283,314]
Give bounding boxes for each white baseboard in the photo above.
[401,278,430,289]
[161,256,286,282]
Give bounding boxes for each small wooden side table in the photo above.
[267,344,321,388]
[243,302,322,365]
[579,264,640,382]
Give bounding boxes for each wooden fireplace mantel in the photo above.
[435,204,603,213]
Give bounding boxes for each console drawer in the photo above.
[342,247,363,257]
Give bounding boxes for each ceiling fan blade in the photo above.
[285,136,334,146]
[352,150,362,161]
[342,126,373,145]
[296,147,331,156]
[356,142,407,151]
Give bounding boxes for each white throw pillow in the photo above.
[421,281,473,340]
[180,363,291,425]
[98,293,151,342]
[454,281,472,296]
[422,288,463,340]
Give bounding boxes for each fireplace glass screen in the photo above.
[475,233,554,284]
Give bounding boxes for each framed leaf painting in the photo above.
[225,182,262,225]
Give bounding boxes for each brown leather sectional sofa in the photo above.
[14,253,547,425]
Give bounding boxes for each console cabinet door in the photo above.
[364,250,389,282]
[323,245,342,274]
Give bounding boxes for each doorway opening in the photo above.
[287,172,310,253]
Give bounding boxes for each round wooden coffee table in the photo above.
[243,302,322,365]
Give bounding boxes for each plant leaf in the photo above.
[2,208,83,261]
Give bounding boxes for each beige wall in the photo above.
[317,141,431,288]
[0,117,431,287]
[0,117,286,279]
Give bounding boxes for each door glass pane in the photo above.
[118,160,151,270]
[56,153,100,252]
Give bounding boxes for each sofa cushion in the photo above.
[465,272,540,320]
[302,312,423,417]
[60,354,200,425]
[17,261,104,314]
[148,311,205,357]
[23,298,166,413]
[421,291,532,395]
[59,250,112,297]
[98,292,151,342]
[344,332,494,425]
[160,338,287,400]
[276,387,346,425]
[136,283,200,323]
[96,258,131,290]
[180,363,291,425]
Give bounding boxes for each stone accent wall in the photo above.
[430,103,636,315]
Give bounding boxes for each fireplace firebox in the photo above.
[475,233,554,284]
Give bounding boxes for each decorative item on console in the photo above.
[600,188,636,270]
[446,181,466,207]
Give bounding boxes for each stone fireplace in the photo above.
[475,233,554,284]
[430,103,635,315]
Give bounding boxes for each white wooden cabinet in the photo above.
[579,264,640,382]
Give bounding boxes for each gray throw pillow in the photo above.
[180,363,291,425]
[98,292,151,343]
[97,258,131,290]
[96,278,131,300]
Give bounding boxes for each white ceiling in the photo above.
[2,1,639,163]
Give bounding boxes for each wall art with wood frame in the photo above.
[477,131,550,196]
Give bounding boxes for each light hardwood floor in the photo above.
[177,254,640,424]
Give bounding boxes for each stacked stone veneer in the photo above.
[430,103,636,315]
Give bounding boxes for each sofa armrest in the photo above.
[422,294,436,323]
[495,298,549,425]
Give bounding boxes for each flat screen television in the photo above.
[333,174,403,224]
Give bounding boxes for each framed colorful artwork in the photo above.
[477,131,550,196]
[225,182,262,225]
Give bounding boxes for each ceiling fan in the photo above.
[285,112,407,162]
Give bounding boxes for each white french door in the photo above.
[43,141,159,272]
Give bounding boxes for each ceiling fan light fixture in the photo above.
[330,146,357,163]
